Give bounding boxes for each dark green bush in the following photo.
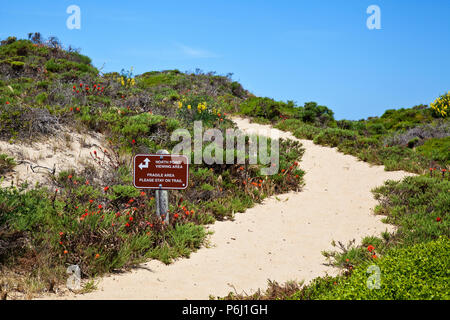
[295,102,334,126]
[240,97,283,120]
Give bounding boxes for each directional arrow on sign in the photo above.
[138,158,150,170]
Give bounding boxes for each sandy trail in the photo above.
[42,117,414,300]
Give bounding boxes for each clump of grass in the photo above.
[0,153,16,174]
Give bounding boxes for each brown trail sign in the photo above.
[133,152,189,224]
[133,154,189,190]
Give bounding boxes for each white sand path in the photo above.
[41,117,414,300]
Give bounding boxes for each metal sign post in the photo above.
[155,150,169,224]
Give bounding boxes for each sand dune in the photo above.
[0,129,109,188]
[40,117,414,300]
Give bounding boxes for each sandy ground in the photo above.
[38,117,414,300]
[0,129,110,188]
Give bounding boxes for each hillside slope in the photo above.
[39,117,413,299]
[0,34,448,300]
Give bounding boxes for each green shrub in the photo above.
[108,185,141,202]
[372,176,449,245]
[292,124,322,140]
[138,72,178,88]
[313,128,357,147]
[407,137,420,148]
[45,58,98,75]
[45,58,61,72]
[295,102,335,126]
[366,122,386,135]
[69,51,92,65]
[312,237,450,300]
[379,106,434,130]
[336,120,355,130]
[239,97,283,120]
[165,118,180,132]
[416,136,450,164]
[10,61,25,70]
[35,92,48,104]
[119,113,164,138]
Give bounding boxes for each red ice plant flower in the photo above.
[367,245,375,252]
[436,217,441,222]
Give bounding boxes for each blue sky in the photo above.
[1,0,449,119]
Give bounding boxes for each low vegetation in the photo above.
[224,81,449,300]
[1,33,448,300]
[0,35,304,298]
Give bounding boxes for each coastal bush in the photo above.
[295,102,335,126]
[239,97,283,120]
[416,136,450,164]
